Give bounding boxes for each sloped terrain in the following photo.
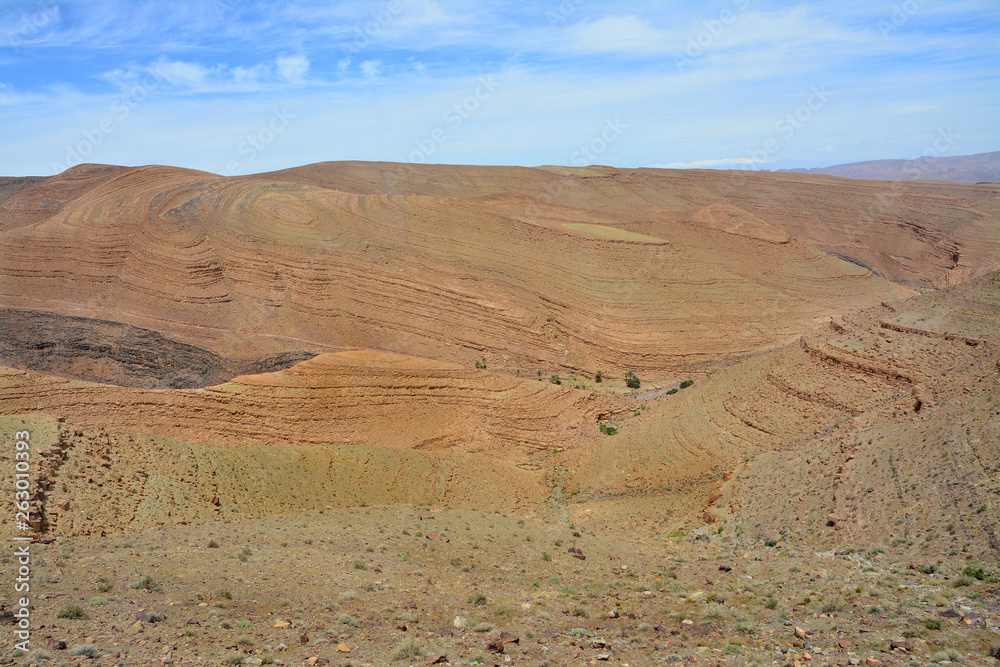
[1,161,999,666]
[784,151,1000,183]
[7,162,999,384]
[562,272,1000,562]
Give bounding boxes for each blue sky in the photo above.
[1,0,997,176]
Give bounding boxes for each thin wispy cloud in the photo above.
[0,0,996,176]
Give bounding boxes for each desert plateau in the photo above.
[1,158,998,667]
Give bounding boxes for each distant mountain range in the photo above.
[779,151,999,182]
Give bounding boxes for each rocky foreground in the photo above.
[3,507,998,667]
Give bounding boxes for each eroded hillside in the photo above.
[8,162,997,382]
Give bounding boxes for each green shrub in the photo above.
[962,564,987,580]
[594,370,603,383]
[90,596,108,606]
[391,638,425,661]
[666,388,678,395]
[131,574,158,591]
[469,592,488,605]
[625,371,640,389]
[765,598,778,610]
[71,644,100,658]
[923,618,942,630]
[56,605,88,620]
[679,379,694,389]
[338,614,360,628]
[550,374,561,385]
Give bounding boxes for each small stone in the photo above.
[426,655,448,665]
[794,626,807,639]
[273,619,290,629]
[453,615,467,628]
[337,643,350,652]
[47,639,67,650]
[865,658,881,665]
[125,621,144,635]
[591,638,607,649]
[681,619,694,627]
[596,652,612,661]
[210,495,220,506]
[608,608,619,619]
[307,658,319,666]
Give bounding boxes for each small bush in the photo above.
[821,596,845,613]
[235,636,255,647]
[961,564,987,581]
[338,613,360,628]
[679,379,694,389]
[473,622,495,632]
[391,637,425,661]
[594,370,603,383]
[550,374,561,385]
[469,592,487,605]
[923,617,942,630]
[56,604,88,620]
[952,575,974,588]
[131,575,158,591]
[571,607,588,618]
[353,559,367,570]
[221,654,244,665]
[567,627,593,638]
[542,552,552,561]
[219,588,232,600]
[765,598,778,610]
[666,388,678,395]
[625,371,640,389]
[236,547,252,562]
[90,596,108,606]
[70,644,100,659]
[207,538,220,548]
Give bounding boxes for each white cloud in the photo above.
[276,54,309,82]
[360,59,382,79]
[568,16,672,54]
